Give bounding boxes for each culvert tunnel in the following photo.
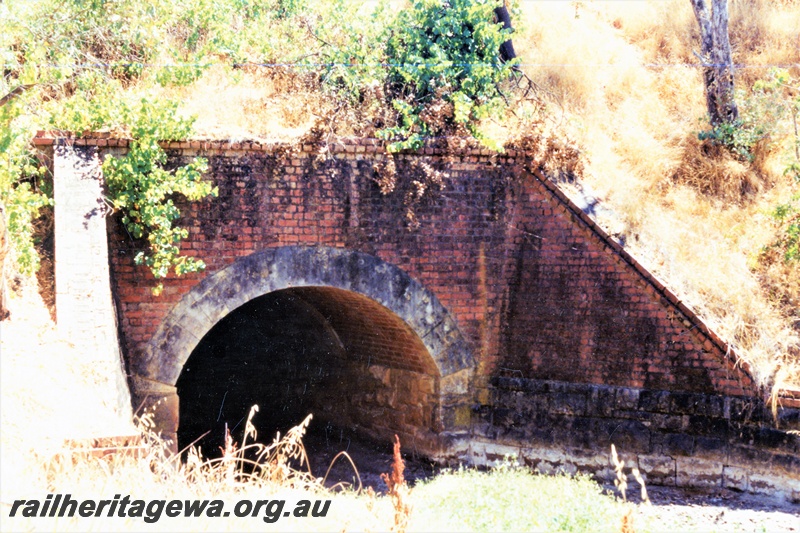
[176,286,442,461]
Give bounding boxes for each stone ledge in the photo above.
[489,377,798,430]
[481,377,800,474]
[458,440,800,504]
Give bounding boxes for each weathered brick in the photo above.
[88,140,783,486]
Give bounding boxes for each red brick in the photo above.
[103,144,756,401]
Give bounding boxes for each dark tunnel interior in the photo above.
[175,286,440,464]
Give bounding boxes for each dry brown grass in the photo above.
[729,0,800,89]
[671,135,765,201]
[10,416,391,532]
[380,435,412,533]
[505,0,800,390]
[160,65,329,142]
[0,292,393,530]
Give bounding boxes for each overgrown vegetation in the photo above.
[0,0,524,289]
[752,69,800,263]
[100,101,216,295]
[0,98,50,275]
[377,0,518,151]
[1,0,800,389]
[0,0,222,287]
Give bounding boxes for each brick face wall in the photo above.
[38,133,797,499]
[103,137,755,400]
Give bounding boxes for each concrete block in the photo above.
[722,465,748,492]
[676,457,722,489]
[470,441,521,468]
[638,455,676,486]
[441,368,470,395]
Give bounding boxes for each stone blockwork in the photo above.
[37,133,799,501]
[472,377,799,502]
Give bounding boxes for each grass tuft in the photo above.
[409,458,631,533]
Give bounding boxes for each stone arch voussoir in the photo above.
[130,246,475,455]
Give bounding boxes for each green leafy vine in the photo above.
[102,100,217,295]
[0,96,51,275]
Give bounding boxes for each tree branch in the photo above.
[0,84,34,108]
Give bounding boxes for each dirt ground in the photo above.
[305,429,799,532]
[629,485,798,532]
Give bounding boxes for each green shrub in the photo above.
[1,0,221,289]
[44,80,217,294]
[700,68,797,163]
[101,99,216,295]
[412,461,628,532]
[310,0,518,152]
[749,69,800,264]
[379,0,518,152]
[769,187,800,263]
[698,119,763,162]
[0,95,50,275]
[310,0,393,103]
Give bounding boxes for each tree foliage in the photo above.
[760,70,800,263]
[309,0,519,151]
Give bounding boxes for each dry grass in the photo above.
[671,134,765,202]
[505,0,800,390]
[0,291,393,530]
[380,435,412,533]
[163,65,330,142]
[0,277,135,504]
[3,415,393,532]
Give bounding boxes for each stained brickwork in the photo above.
[92,137,755,400]
[40,133,798,500]
[501,178,750,396]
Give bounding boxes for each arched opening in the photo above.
[132,246,475,463]
[176,286,440,461]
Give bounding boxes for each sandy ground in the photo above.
[0,278,135,503]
